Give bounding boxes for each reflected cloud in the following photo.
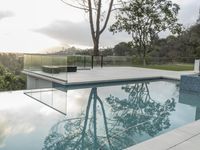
[0,117,7,148]
[0,11,14,21]
[0,114,35,148]
[67,89,91,117]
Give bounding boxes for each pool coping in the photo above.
[22,70,68,85]
[126,119,200,150]
[64,76,179,87]
[22,69,180,86]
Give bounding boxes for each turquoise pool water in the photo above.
[1,79,200,149]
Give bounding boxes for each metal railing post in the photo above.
[101,55,103,68]
[84,56,86,68]
[91,55,94,69]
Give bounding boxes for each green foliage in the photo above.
[110,0,182,65]
[113,42,135,56]
[151,23,200,60]
[0,65,26,91]
[101,48,113,56]
[0,53,23,74]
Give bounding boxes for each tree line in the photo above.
[60,0,183,65]
[0,53,26,91]
[56,21,200,64]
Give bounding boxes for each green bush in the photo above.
[0,65,26,91]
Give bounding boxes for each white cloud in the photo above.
[172,0,200,26]
[0,0,199,52]
[0,11,14,20]
[35,20,130,48]
[0,0,85,52]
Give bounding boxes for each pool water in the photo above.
[1,79,200,149]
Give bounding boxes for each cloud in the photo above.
[35,20,92,47]
[34,0,200,48]
[34,20,130,48]
[0,11,14,21]
[172,0,200,26]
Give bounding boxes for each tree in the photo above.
[152,23,200,62]
[187,24,200,57]
[101,47,113,56]
[113,42,134,56]
[0,53,24,74]
[110,0,182,65]
[0,65,26,91]
[60,0,114,56]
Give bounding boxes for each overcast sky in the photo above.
[0,0,199,53]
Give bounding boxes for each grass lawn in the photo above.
[138,63,194,71]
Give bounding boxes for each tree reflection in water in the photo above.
[43,82,176,150]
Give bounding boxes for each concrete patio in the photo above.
[68,67,194,83]
[24,66,195,85]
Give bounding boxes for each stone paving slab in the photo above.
[169,134,200,150]
[126,120,200,150]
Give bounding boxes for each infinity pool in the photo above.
[0,79,199,149]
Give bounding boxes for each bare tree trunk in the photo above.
[143,57,146,66]
[93,38,100,56]
[88,0,113,56]
[143,45,147,66]
[60,0,114,56]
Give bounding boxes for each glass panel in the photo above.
[24,54,68,82]
[51,55,68,81]
[23,54,68,114]
[103,56,133,66]
[24,88,67,115]
[24,55,195,71]
[30,55,42,71]
[24,54,32,70]
[75,55,92,69]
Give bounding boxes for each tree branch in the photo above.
[96,0,102,38]
[88,0,96,43]
[99,0,114,35]
[60,0,88,11]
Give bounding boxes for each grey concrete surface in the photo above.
[126,120,200,150]
[24,67,195,84]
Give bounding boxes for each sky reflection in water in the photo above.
[0,80,199,149]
